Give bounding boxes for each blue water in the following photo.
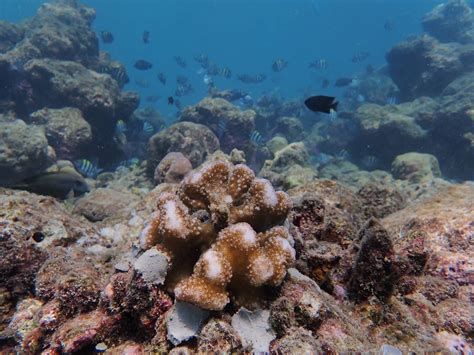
[1,0,441,118]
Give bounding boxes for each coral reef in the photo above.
[0,0,138,175]
[139,160,293,310]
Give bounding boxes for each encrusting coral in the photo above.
[139,160,294,310]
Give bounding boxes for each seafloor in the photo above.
[0,0,473,354]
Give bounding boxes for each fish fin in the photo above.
[332,101,339,111]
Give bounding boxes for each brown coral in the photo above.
[174,223,295,310]
[139,160,294,310]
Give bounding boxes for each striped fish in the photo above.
[143,121,154,135]
[115,120,127,134]
[249,130,265,146]
[216,120,227,139]
[74,159,103,178]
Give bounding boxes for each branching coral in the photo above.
[139,160,294,310]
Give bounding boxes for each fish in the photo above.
[386,96,397,105]
[142,30,150,43]
[237,74,266,84]
[157,72,167,85]
[167,96,174,105]
[143,121,154,135]
[384,20,395,32]
[336,149,350,160]
[146,95,160,103]
[203,74,213,86]
[249,130,265,146]
[176,75,189,85]
[174,98,182,110]
[193,53,210,67]
[100,31,114,44]
[272,59,288,72]
[115,119,127,134]
[118,158,140,169]
[216,120,227,139]
[206,63,220,76]
[135,79,150,88]
[357,94,365,103]
[175,83,193,97]
[99,65,128,85]
[304,95,338,114]
[12,169,90,199]
[74,159,103,178]
[134,60,153,70]
[174,56,187,68]
[220,67,232,78]
[321,78,330,88]
[309,59,328,70]
[361,155,378,169]
[352,51,370,63]
[334,77,354,87]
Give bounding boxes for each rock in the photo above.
[288,180,367,288]
[269,327,323,354]
[73,188,139,222]
[274,116,304,142]
[153,152,192,184]
[1,1,97,66]
[231,308,275,353]
[179,97,256,152]
[350,103,427,163]
[379,344,403,355]
[357,183,407,219]
[346,218,399,302]
[259,142,317,189]
[166,301,210,346]
[197,318,242,353]
[51,309,121,353]
[386,35,474,100]
[391,152,441,183]
[0,119,52,185]
[24,59,138,134]
[30,107,92,160]
[266,135,288,154]
[133,247,169,286]
[422,0,474,44]
[147,122,219,176]
[0,21,24,53]
[270,269,331,336]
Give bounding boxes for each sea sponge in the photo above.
[139,160,294,310]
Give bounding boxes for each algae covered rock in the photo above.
[147,122,220,176]
[386,35,474,100]
[179,97,256,152]
[0,119,52,184]
[259,142,317,189]
[391,152,441,183]
[73,187,139,221]
[30,107,92,160]
[422,0,474,44]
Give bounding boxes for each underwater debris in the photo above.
[139,160,294,310]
